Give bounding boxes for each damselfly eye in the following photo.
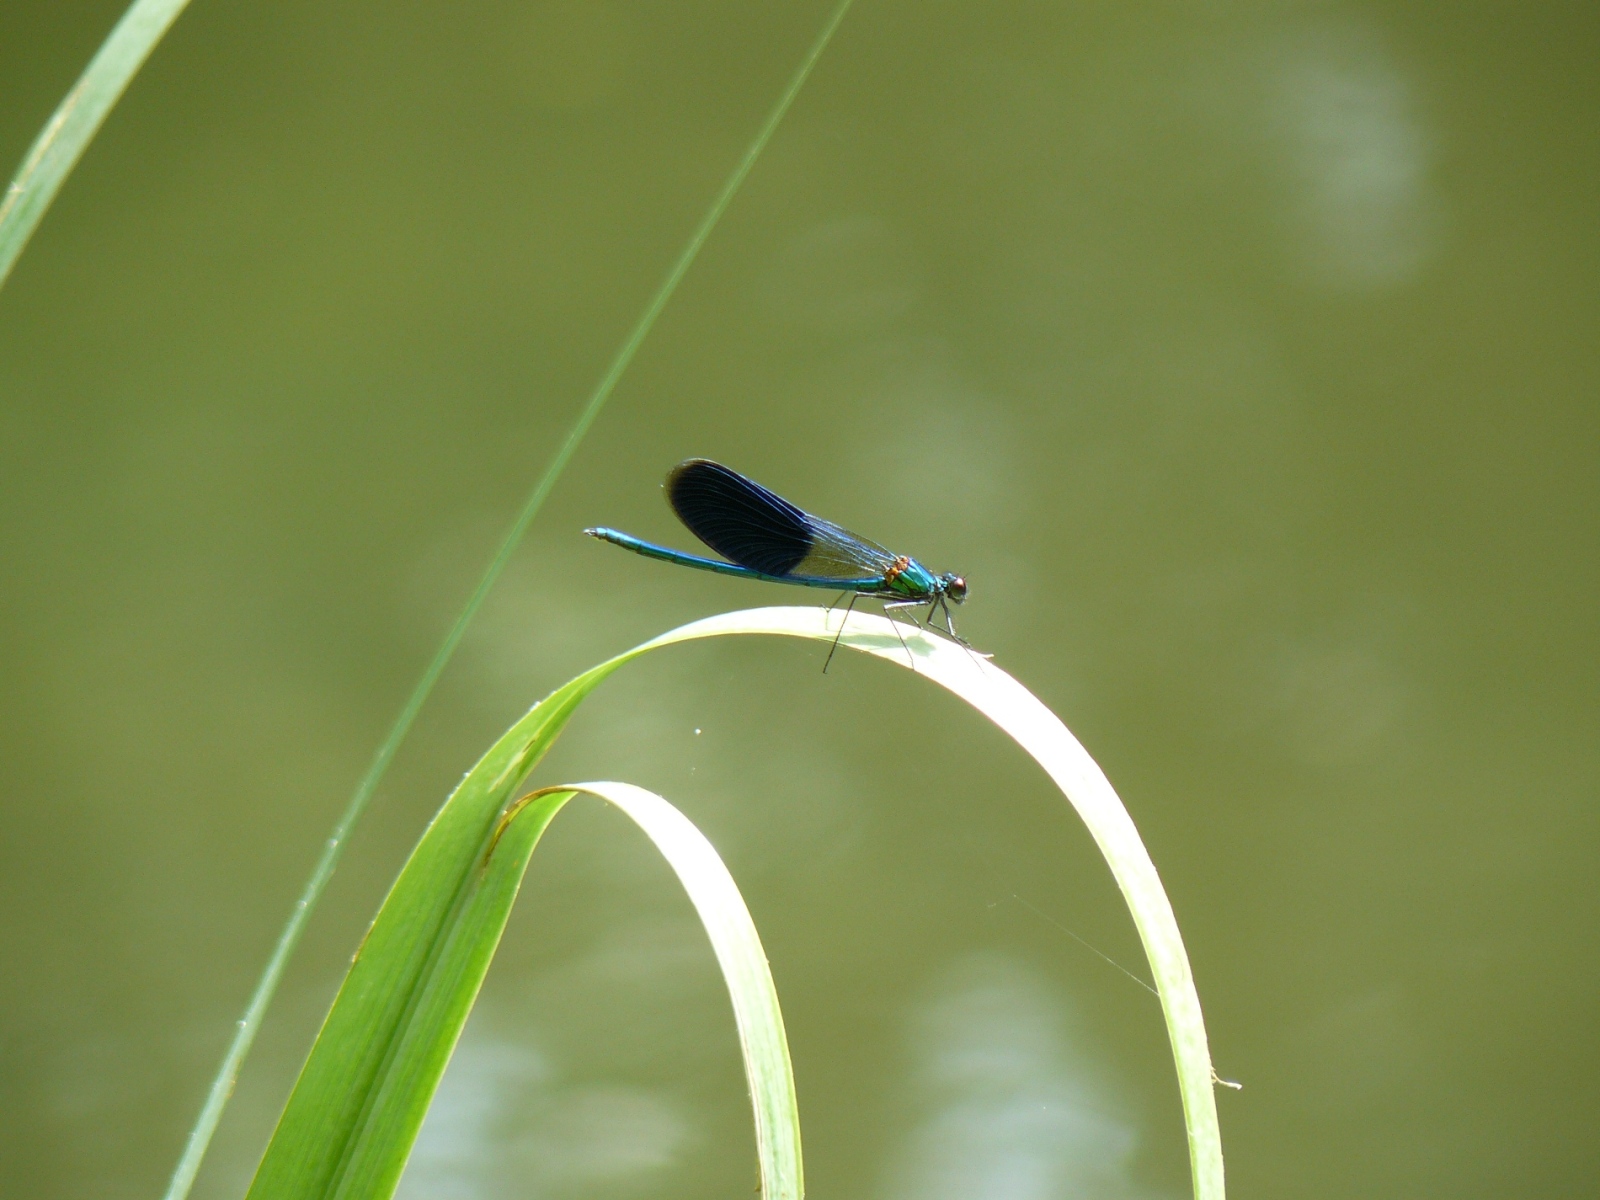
[944,574,968,603]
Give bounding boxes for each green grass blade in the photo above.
[0,0,195,292]
[524,781,802,1200]
[241,617,799,1198]
[161,6,854,1195]
[242,660,620,1200]
[640,608,1228,1200]
[245,606,1221,1200]
[246,772,800,1198]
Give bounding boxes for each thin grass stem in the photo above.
[0,0,196,292]
[159,5,855,1197]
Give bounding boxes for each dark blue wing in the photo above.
[666,460,899,580]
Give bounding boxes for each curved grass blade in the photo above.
[0,0,196,292]
[245,606,1222,1200]
[510,782,801,1200]
[162,6,855,1195]
[642,609,1228,1200]
[247,777,799,1200]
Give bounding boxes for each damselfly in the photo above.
[586,459,971,659]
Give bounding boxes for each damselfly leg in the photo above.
[878,599,925,668]
[822,593,860,674]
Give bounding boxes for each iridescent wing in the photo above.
[666,459,899,580]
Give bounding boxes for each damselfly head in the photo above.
[941,573,968,603]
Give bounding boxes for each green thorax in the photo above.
[883,557,939,598]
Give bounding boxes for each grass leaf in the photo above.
[248,779,799,1200]
[0,0,196,291]
[247,606,1222,1200]
[514,782,802,1200]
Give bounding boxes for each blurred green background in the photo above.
[1,1,1595,1197]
